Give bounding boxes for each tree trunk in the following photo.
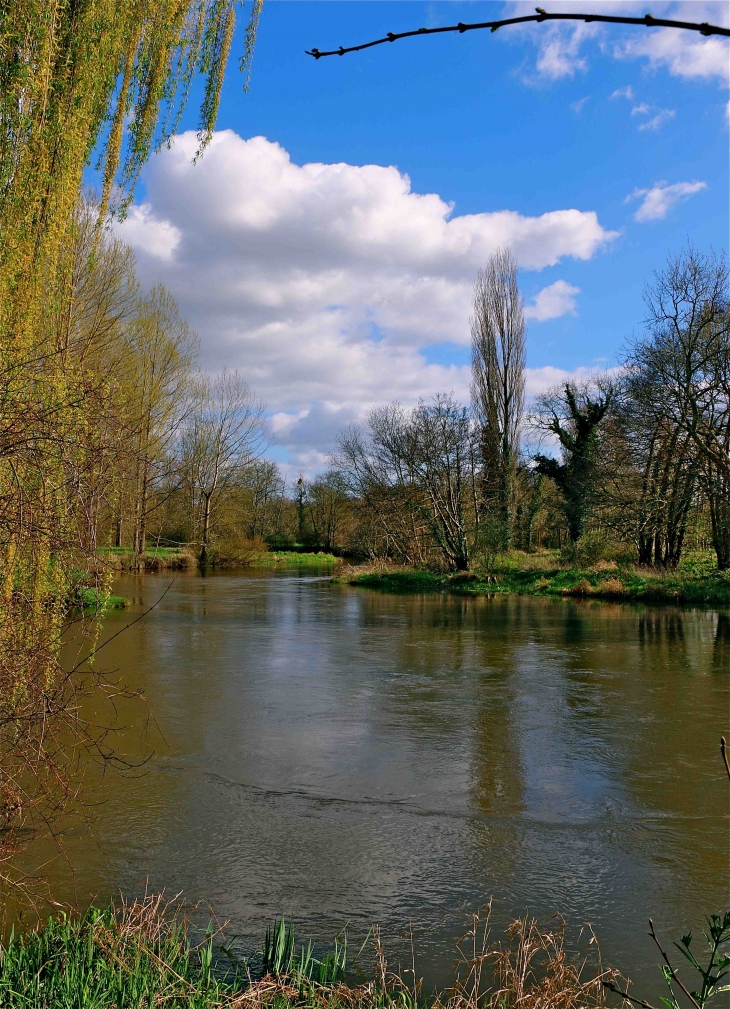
[708,465,730,571]
[199,492,212,565]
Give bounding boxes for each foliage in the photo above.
[0,0,260,882]
[532,382,614,544]
[658,913,730,1009]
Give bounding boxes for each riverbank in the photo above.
[343,552,730,606]
[0,897,621,1008]
[99,546,340,571]
[253,550,341,566]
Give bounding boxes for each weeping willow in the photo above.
[0,0,262,879]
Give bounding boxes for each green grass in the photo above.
[0,902,374,1009]
[70,587,128,613]
[347,553,730,606]
[252,551,341,566]
[99,545,185,559]
[0,902,241,1008]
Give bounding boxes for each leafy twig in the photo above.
[649,920,702,1009]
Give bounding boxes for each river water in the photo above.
[39,570,730,996]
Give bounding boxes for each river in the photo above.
[36,569,730,998]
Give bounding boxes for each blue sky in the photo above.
[118,1,729,471]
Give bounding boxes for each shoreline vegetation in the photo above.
[339,551,730,607]
[0,896,625,1009]
[99,546,341,572]
[87,548,729,611]
[75,549,342,611]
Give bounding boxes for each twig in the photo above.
[648,919,701,1009]
[603,980,660,1009]
[306,9,729,58]
[721,737,730,782]
[69,581,175,674]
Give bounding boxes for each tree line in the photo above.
[99,242,728,578]
[330,246,729,573]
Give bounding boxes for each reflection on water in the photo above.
[19,571,730,998]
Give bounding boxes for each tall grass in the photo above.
[0,896,625,1009]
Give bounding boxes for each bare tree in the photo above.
[411,395,479,570]
[628,248,729,568]
[180,370,265,565]
[337,395,480,570]
[123,287,198,556]
[470,249,526,547]
[305,471,351,552]
[337,404,431,566]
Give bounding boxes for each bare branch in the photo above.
[648,919,702,1009]
[722,736,730,783]
[306,10,729,59]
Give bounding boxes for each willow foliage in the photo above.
[0,0,261,874]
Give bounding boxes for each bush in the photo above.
[560,531,634,568]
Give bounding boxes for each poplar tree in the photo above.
[470,249,526,548]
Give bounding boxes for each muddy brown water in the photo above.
[20,569,730,998]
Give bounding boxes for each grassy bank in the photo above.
[70,586,129,612]
[100,545,196,571]
[98,546,341,571]
[0,897,621,1009]
[251,550,341,567]
[344,552,730,606]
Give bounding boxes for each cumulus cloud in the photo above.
[121,204,181,260]
[524,280,581,321]
[626,180,707,221]
[117,130,616,467]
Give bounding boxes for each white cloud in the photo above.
[120,203,181,260]
[533,20,598,80]
[610,85,635,100]
[638,108,676,130]
[524,280,581,321]
[626,180,707,221]
[628,103,675,130]
[117,131,617,467]
[503,1,729,84]
[571,95,590,113]
[615,0,730,84]
[524,365,604,397]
